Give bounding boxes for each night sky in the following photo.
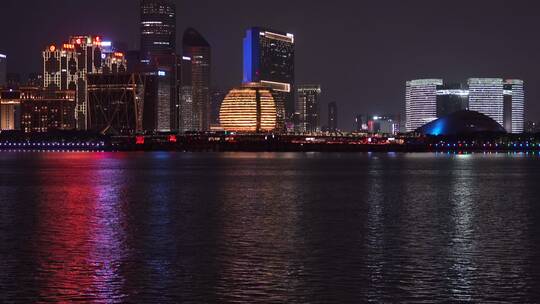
[1,0,540,130]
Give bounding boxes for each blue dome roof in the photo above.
[416,110,506,136]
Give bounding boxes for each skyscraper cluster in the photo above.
[0,0,333,135]
[220,27,326,133]
[406,78,525,134]
[10,1,530,136]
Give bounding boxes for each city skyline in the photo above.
[2,0,540,130]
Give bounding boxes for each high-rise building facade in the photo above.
[43,44,78,91]
[140,0,176,62]
[179,56,193,132]
[20,90,76,133]
[468,78,505,127]
[436,83,469,117]
[0,53,6,87]
[180,28,211,132]
[504,79,525,134]
[328,102,338,132]
[367,115,400,135]
[243,27,295,130]
[0,88,21,130]
[156,65,174,132]
[210,89,226,126]
[87,73,146,135]
[43,37,127,130]
[405,79,443,132]
[296,85,321,133]
[406,78,524,133]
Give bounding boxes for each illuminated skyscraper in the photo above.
[43,44,78,91]
[43,36,126,130]
[243,27,295,130]
[179,56,193,132]
[0,53,6,86]
[140,0,176,62]
[296,85,321,133]
[468,78,504,127]
[504,79,525,134]
[405,79,443,132]
[180,28,211,132]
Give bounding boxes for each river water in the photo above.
[1,152,540,303]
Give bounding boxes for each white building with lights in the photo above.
[406,78,525,134]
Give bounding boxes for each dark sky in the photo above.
[1,0,540,129]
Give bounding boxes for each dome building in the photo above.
[416,110,506,136]
[219,83,277,133]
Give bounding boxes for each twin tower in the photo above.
[406,78,525,134]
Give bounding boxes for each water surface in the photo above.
[1,152,540,302]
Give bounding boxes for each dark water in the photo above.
[1,152,540,303]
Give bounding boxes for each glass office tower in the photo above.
[243,27,295,131]
[140,0,176,62]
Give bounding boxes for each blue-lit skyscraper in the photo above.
[243,27,295,131]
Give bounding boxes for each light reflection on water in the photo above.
[1,152,540,302]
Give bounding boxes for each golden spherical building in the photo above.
[219,83,277,133]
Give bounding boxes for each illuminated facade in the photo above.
[43,44,78,91]
[156,67,173,132]
[296,85,321,133]
[43,36,127,130]
[140,0,176,62]
[0,53,6,86]
[179,83,193,131]
[504,79,525,134]
[406,78,525,133]
[0,89,21,130]
[180,28,211,132]
[405,79,443,132]
[468,78,505,127]
[20,89,76,133]
[219,83,277,133]
[243,27,295,129]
